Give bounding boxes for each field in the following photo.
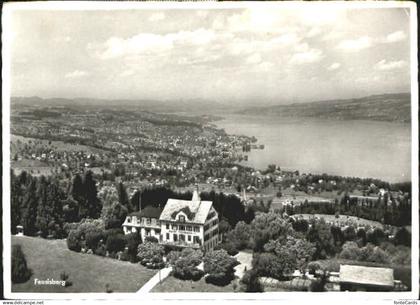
[294,213,384,229]
[11,236,156,293]
[151,275,238,293]
[11,135,106,154]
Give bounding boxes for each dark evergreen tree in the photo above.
[21,179,39,236]
[11,245,32,283]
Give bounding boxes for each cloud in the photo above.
[92,29,216,59]
[149,13,165,22]
[246,53,262,65]
[327,62,341,71]
[383,30,406,43]
[65,70,88,78]
[289,48,323,65]
[120,70,135,77]
[337,36,372,52]
[306,27,322,38]
[375,59,407,71]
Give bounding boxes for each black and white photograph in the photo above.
[1,1,418,303]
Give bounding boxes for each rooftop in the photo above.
[159,198,213,224]
[129,206,163,219]
[339,265,394,288]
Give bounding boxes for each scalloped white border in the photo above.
[2,1,418,304]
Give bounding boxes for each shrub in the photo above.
[144,236,158,243]
[67,230,82,252]
[307,262,321,275]
[137,242,165,269]
[63,222,79,237]
[11,245,32,283]
[125,233,141,262]
[394,227,411,247]
[172,248,204,280]
[203,249,238,286]
[215,241,239,256]
[85,228,104,251]
[94,244,107,257]
[240,270,263,292]
[106,233,126,254]
[60,271,72,287]
[252,252,295,280]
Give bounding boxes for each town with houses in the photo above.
[9,101,412,294]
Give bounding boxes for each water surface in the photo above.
[215,114,411,183]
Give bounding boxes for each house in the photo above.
[159,185,220,251]
[122,206,163,241]
[339,265,394,291]
[122,185,220,252]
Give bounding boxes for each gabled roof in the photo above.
[159,198,213,224]
[129,206,163,219]
[339,265,394,287]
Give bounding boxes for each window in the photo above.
[172,224,178,230]
[186,226,192,231]
[193,236,200,244]
[166,223,169,229]
[146,218,151,224]
[180,234,185,242]
[179,215,185,222]
[179,225,185,231]
[194,226,200,232]
[187,235,191,242]
[173,234,178,242]
[127,217,131,223]
[166,233,169,240]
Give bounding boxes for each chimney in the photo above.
[192,184,200,202]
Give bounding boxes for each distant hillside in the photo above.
[10,96,225,114]
[239,93,411,123]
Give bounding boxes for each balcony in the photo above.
[160,240,201,249]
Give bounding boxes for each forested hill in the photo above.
[239,93,411,123]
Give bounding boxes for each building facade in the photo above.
[122,186,220,251]
[122,206,163,242]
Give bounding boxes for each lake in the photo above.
[214,114,411,183]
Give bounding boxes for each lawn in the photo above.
[151,276,238,293]
[11,236,156,293]
[295,213,385,229]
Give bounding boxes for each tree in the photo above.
[67,230,82,252]
[117,182,130,210]
[252,252,295,280]
[12,245,32,283]
[394,227,411,247]
[306,218,336,259]
[105,233,126,254]
[83,171,101,219]
[11,171,23,234]
[241,270,263,292]
[85,227,104,251]
[125,233,141,262]
[226,221,251,250]
[250,213,294,252]
[292,218,309,233]
[339,241,361,260]
[264,236,316,271]
[21,179,39,236]
[171,248,204,280]
[203,249,238,286]
[137,242,165,269]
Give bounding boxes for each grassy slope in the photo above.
[151,276,238,293]
[12,236,156,293]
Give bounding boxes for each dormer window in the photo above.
[179,215,185,222]
[127,217,131,223]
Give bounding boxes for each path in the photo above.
[234,251,253,279]
[137,266,172,293]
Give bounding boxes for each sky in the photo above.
[8,5,412,104]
